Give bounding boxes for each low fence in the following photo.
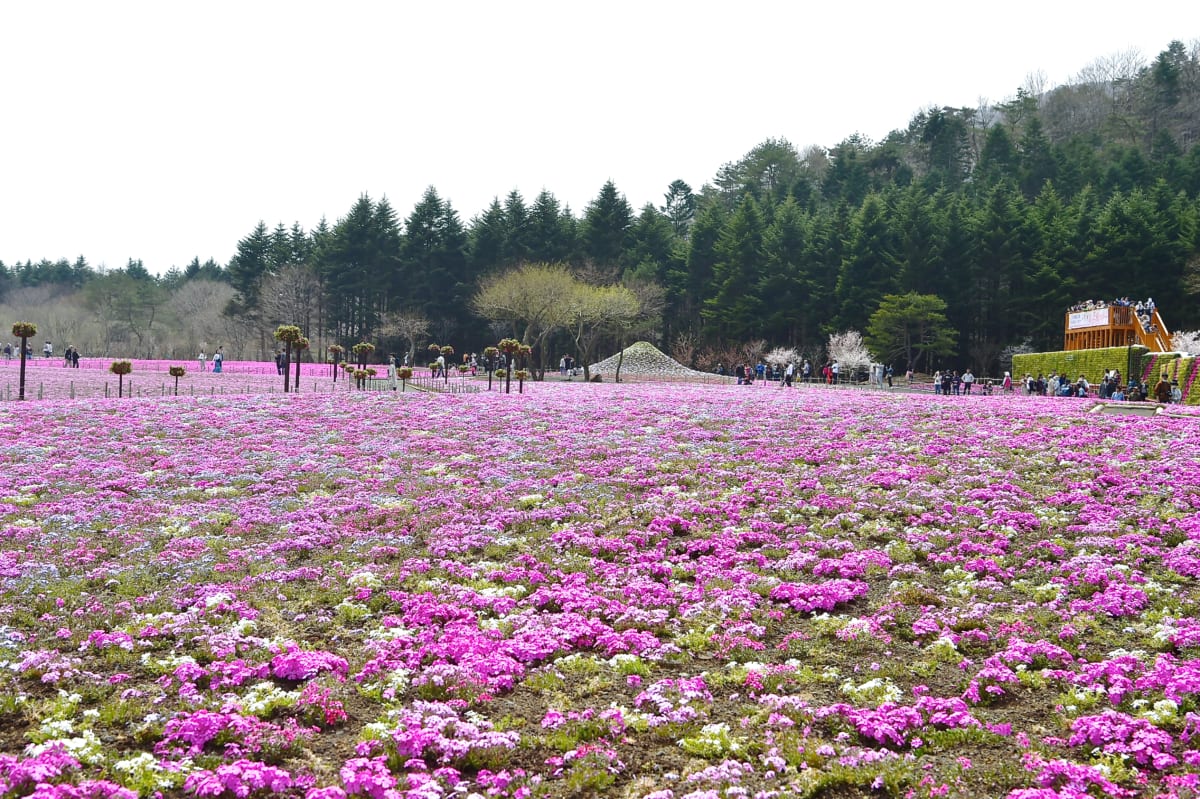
[365,375,481,394]
[0,378,369,401]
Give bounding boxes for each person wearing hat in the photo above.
[1154,372,1172,403]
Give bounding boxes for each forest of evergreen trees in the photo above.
[4,40,1199,373]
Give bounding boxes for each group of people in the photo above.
[1025,372,1100,398]
[1067,297,1151,312]
[932,369,991,395]
[1020,368,1182,403]
[719,360,807,386]
[716,359,907,389]
[1067,297,1159,333]
[0,341,82,365]
[1134,299,1158,333]
[2,342,33,360]
[199,348,224,373]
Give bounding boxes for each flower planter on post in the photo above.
[353,369,368,391]
[273,325,302,393]
[483,346,499,391]
[110,360,132,398]
[515,369,530,394]
[518,344,533,380]
[440,345,454,385]
[427,343,441,379]
[329,344,344,381]
[11,322,36,401]
[498,338,520,394]
[398,366,413,392]
[293,336,310,392]
[168,366,186,396]
[352,342,375,371]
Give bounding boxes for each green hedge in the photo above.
[1012,346,1147,386]
[1012,346,1200,404]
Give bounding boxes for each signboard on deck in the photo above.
[1067,309,1108,330]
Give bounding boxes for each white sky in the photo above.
[1,1,1194,274]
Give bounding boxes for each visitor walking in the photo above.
[198,350,207,372]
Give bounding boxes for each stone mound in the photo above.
[587,341,720,380]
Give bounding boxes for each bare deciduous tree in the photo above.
[258,264,324,361]
[261,265,322,333]
[737,339,768,364]
[167,280,236,358]
[670,330,699,368]
[0,287,95,355]
[379,310,430,365]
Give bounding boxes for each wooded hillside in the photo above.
[4,39,1199,373]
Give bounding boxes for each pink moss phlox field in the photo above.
[0,357,382,401]
[1,383,1199,797]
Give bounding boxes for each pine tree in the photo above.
[399,187,470,340]
[469,199,507,273]
[528,190,575,264]
[702,195,765,340]
[834,193,900,332]
[502,190,532,266]
[758,197,809,344]
[581,181,633,268]
[661,179,696,239]
[227,221,272,312]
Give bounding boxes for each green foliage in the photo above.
[702,195,765,340]
[835,193,900,332]
[866,292,957,371]
[273,325,302,344]
[581,180,634,267]
[1013,346,1146,384]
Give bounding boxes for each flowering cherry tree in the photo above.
[827,329,874,374]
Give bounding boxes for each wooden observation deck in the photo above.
[1063,305,1172,353]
